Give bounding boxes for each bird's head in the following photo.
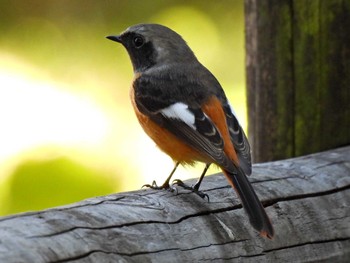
[107,24,197,73]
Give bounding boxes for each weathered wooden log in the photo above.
[0,146,349,262]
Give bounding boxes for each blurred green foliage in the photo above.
[3,157,115,215]
[0,0,244,87]
[0,0,245,216]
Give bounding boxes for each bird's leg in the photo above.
[142,162,180,191]
[173,163,211,201]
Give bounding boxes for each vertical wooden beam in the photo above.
[293,0,350,156]
[245,0,350,162]
[245,0,294,162]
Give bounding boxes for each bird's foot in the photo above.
[142,180,177,193]
[172,179,209,202]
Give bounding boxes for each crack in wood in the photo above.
[47,249,118,263]
[199,238,350,261]
[27,205,242,239]
[263,183,350,207]
[48,238,250,262]
[0,196,128,223]
[262,237,350,254]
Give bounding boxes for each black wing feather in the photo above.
[223,104,252,175]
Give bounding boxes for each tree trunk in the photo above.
[0,146,349,262]
[245,0,350,162]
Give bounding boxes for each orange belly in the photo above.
[130,87,211,165]
[137,112,211,164]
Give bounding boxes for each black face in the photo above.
[116,32,157,72]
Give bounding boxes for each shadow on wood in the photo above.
[0,146,349,262]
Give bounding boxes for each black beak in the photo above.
[106,35,122,43]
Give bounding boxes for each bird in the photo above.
[106,23,274,239]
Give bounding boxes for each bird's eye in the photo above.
[133,36,144,48]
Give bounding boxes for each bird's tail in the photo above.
[223,168,274,239]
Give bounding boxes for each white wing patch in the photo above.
[160,102,196,130]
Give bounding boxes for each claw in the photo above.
[142,180,178,194]
[142,180,160,189]
[172,179,190,189]
[172,179,210,202]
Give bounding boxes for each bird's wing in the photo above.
[133,75,236,172]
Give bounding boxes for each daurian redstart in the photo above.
[107,24,274,239]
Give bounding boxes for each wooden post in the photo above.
[245,0,350,162]
[0,146,349,262]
